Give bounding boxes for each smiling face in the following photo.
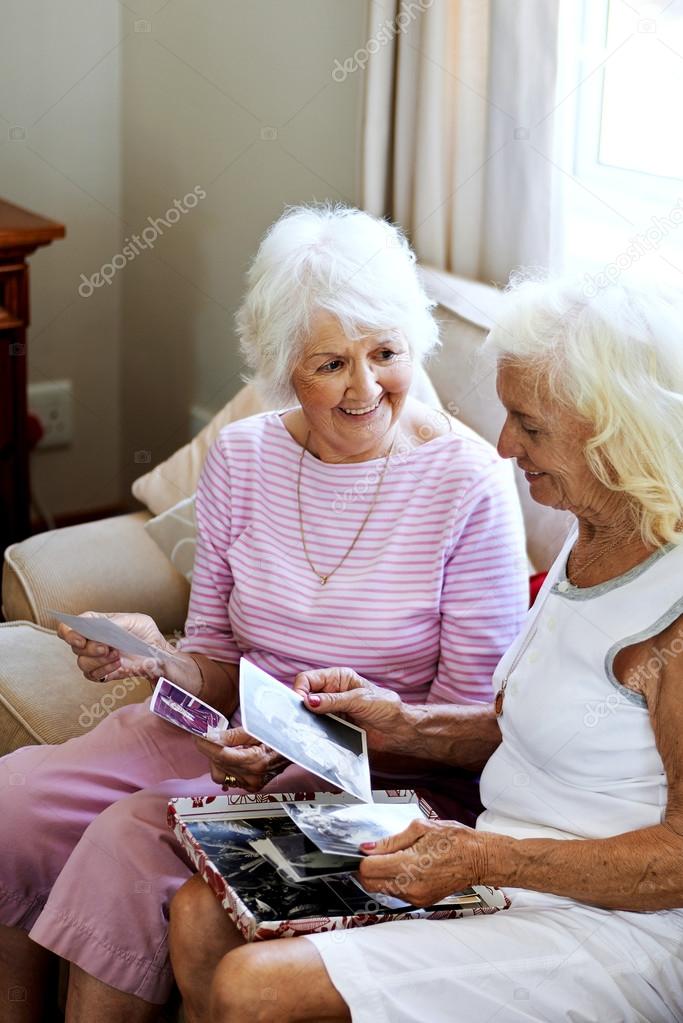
[496,360,621,524]
[290,311,413,462]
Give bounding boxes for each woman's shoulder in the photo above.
[213,409,290,456]
[401,398,503,473]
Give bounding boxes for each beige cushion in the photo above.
[132,368,443,517]
[0,621,149,754]
[132,384,270,517]
[2,513,190,634]
[144,496,196,582]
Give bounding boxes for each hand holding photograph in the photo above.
[239,658,372,802]
[282,801,431,858]
[150,678,229,739]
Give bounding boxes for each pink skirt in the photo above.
[0,699,328,1003]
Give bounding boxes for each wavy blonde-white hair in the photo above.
[484,272,683,547]
[235,203,439,405]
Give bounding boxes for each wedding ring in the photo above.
[222,773,238,788]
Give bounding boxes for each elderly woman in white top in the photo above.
[171,275,683,1023]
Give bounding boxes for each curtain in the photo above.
[361,0,562,284]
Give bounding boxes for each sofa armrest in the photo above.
[0,621,151,753]
[2,512,190,634]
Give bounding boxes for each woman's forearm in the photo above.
[485,823,683,911]
[166,652,239,719]
[399,703,502,771]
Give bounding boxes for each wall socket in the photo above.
[28,380,74,449]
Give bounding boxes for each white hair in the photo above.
[484,271,683,546]
[235,204,440,404]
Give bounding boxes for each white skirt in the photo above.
[305,889,683,1023]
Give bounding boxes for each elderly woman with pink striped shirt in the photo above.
[0,205,527,1023]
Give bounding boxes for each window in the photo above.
[553,0,683,286]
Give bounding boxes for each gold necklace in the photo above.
[565,531,636,585]
[296,431,396,585]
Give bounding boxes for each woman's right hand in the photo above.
[293,667,416,755]
[57,611,177,684]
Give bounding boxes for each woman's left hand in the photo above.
[358,819,492,907]
[195,727,290,793]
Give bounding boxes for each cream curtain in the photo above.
[361,0,561,284]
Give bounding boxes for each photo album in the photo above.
[168,792,509,942]
[160,656,509,939]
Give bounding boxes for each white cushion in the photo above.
[144,496,196,582]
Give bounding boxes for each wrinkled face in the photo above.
[496,361,611,520]
[291,311,413,460]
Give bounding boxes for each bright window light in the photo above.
[553,0,683,287]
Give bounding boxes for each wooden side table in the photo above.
[0,200,65,556]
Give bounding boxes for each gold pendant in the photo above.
[319,575,328,585]
[494,688,504,717]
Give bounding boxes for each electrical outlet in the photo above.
[28,380,74,449]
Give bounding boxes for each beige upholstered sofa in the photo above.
[0,269,573,756]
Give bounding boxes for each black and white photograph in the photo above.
[150,678,228,739]
[187,815,397,922]
[283,801,427,857]
[252,833,362,883]
[240,658,372,802]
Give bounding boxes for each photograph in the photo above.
[187,815,386,922]
[283,801,427,857]
[240,658,372,802]
[255,833,362,883]
[150,678,228,739]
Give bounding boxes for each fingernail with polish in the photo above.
[307,694,321,707]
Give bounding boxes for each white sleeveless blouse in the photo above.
[478,527,683,842]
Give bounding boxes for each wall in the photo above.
[0,0,124,519]
[0,0,369,518]
[119,0,369,501]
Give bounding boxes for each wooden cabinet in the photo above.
[0,200,65,556]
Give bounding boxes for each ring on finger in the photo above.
[222,773,238,789]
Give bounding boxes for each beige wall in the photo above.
[0,0,368,517]
[0,0,124,519]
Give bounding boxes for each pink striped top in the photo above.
[179,411,528,705]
